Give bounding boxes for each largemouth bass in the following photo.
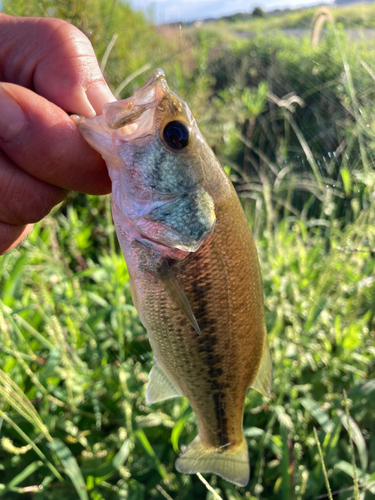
[73,69,272,487]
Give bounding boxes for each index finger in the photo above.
[0,83,111,194]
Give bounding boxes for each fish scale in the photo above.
[131,194,264,449]
[73,68,272,487]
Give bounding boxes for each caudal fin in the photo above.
[175,435,249,487]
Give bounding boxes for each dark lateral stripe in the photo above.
[193,256,229,446]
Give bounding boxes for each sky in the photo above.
[128,0,334,24]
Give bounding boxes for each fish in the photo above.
[73,69,272,487]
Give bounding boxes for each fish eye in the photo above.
[163,121,189,150]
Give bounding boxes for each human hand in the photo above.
[0,14,116,254]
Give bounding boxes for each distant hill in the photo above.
[184,5,329,26]
[169,0,375,27]
[335,0,375,4]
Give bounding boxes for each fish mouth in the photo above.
[103,69,169,130]
[136,69,169,99]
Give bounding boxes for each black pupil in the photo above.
[163,121,189,150]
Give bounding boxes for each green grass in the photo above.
[1,2,375,499]
[0,195,374,499]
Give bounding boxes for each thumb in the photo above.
[33,18,117,116]
[1,15,116,116]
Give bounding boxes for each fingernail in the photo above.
[0,85,27,141]
[86,83,117,115]
[77,88,96,118]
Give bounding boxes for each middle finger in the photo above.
[0,150,66,225]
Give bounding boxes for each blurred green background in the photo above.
[0,1,375,499]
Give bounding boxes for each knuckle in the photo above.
[42,17,92,54]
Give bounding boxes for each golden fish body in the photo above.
[74,70,272,487]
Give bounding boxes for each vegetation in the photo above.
[0,2,374,499]
[215,3,375,30]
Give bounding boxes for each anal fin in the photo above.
[146,361,182,404]
[251,335,272,397]
[150,259,201,335]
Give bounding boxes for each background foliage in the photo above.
[0,1,374,499]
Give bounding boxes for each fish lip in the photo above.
[137,69,168,94]
[102,69,169,131]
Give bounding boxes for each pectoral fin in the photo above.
[251,336,272,397]
[150,260,201,335]
[146,361,182,404]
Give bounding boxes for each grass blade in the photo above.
[48,438,88,500]
[300,398,335,434]
[171,406,192,453]
[0,411,63,481]
[0,369,51,440]
[336,408,367,471]
[314,427,333,500]
[0,460,43,497]
[196,473,223,500]
[134,429,170,480]
[82,439,131,478]
[280,423,291,500]
[343,391,360,500]
[1,254,27,307]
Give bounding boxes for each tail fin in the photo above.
[175,435,249,487]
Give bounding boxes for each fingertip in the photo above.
[71,87,96,118]
[66,83,116,117]
[0,223,34,255]
[86,83,117,115]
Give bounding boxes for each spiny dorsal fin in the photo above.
[146,361,182,404]
[251,335,272,397]
[150,259,201,335]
